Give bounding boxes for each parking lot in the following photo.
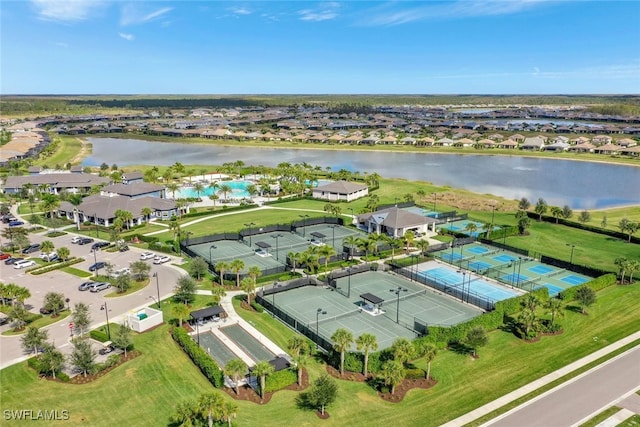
[0,225,186,368]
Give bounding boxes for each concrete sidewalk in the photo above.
[442,331,640,427]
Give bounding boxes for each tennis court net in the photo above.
[214,252,255,262]
[315,308,362,325]
[548,270,565,278]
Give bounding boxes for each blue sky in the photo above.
[1,1,639,94]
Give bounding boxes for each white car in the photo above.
[13,259,36,269]
[153,256,171,265]
[70,236,83,244]
[140,252,155,260]
[112,267,131,278]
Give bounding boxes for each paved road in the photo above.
[484,346,640,427]
[0,227,186,369]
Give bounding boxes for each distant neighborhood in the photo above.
[1,105,639,166]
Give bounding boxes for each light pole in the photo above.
[517,257,523,288]
[329,224,337,248]
[100,302,111,340]
[432,193,438,211]
[94,213,100,238]
[316,308,327,349]
[491,202,497,230]
[209,244,217,265]
[390,287,407,324]
[244,222,256,247]
[153,272,161,308]
[347,267,352,298]
[457,271,466,303]
[566,243,576,264]
[449,242,455,263]
[299,214,309,237]
[347,208,354,225]
[272,233,283,260]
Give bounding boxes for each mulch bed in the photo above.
[222,368,310,404]
[40,351,141,384]
[541,329,564,337]
[325,365,437,402]
[316,410,330,419]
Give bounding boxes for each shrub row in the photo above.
[250,301,264,313]
[90,328,110,343]
[264,368,297,393]
[27,257,83,275]
[558,273,617,301]
[495,287,550,316]
[171,327,224,387]
[27,355,70,381]
[425,309,505,345]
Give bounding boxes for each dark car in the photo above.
[99,344,115,355]
[9,220,25,227]
[78,237,95,245]
[88,261,106,271]
[4,257,24,265]
[91,241,110,251]
[78,281,96,291]
[0,315,9,326]
[118,245,130,252]
[21,244,41,254]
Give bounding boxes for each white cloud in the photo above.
[299,2,340,22]
[119,32,135,41]
[229,6,252,16]
[359,0,549,26]
[430,63,640,80]
[54,41,68,48]
[30,0,106,22]
[120,4,173,26]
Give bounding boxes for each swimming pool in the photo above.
[177,180,253,199]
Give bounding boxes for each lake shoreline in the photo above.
[82,133,640,169]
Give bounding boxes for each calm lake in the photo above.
[84,138,640,209]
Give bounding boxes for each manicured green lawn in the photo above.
[60,266,92,278]
[104,278,150,298]
[33,136,84,167]
[1,310,71,336]
[579,406,622,427]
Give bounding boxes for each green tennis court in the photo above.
[269,271,482,350]
[220,324,276,362]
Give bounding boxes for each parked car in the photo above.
[89,282,111,293]
[78,281,96,291]
[88,261,106,271]
[0,315,9,326]
[112,267,130,278]
[21,244,41,254]
[4,257,24,265]
[77,237,94,245]
[153,255,171,265]
[140,252,155,260]
[91,241,110,251]
[71,236,83,244]
[13,259,36,269]
[39,303,64,315]
[99,342,115,355]
[40,252,58,262]
[118,245,130,252]
[0,253,10,260]
[8,220,24,227]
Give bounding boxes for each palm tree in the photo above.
[319,244,337,272]
[416,239,429,256]
[550,206,563,224]
[224,359,247,395]
[614,257,629,284]
[68,193,83,230]
[57,246,70,262]
[287,336,311,385]
[385,236,402,260]
[193,182,205,200]
[356,333,378,377]
[391,337,414,365]
[380,360,405,395]
[215,261,230,286]
[166,182,180,199]
[252,360,274,400]
[208,180,219,196]
[141,207,153,225]
[171,303,190,327]
[465,222,478,238]
[219,184,232,202]
[230,259,245,287]
[197,392,223,427]
[356,237,375,261]
[403,230,415,252]
[414,341,437,380]
[546,298,565,329]
[240,277,256,305]
[627,260,640,284]
[331,328,354,376]
[219,401,238,427]
[248,266,262,288]
[40,240,55,255]
[287,251,301,272]
[39,193,60,219]
[14,286,31,307]
[343,235,358,261]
